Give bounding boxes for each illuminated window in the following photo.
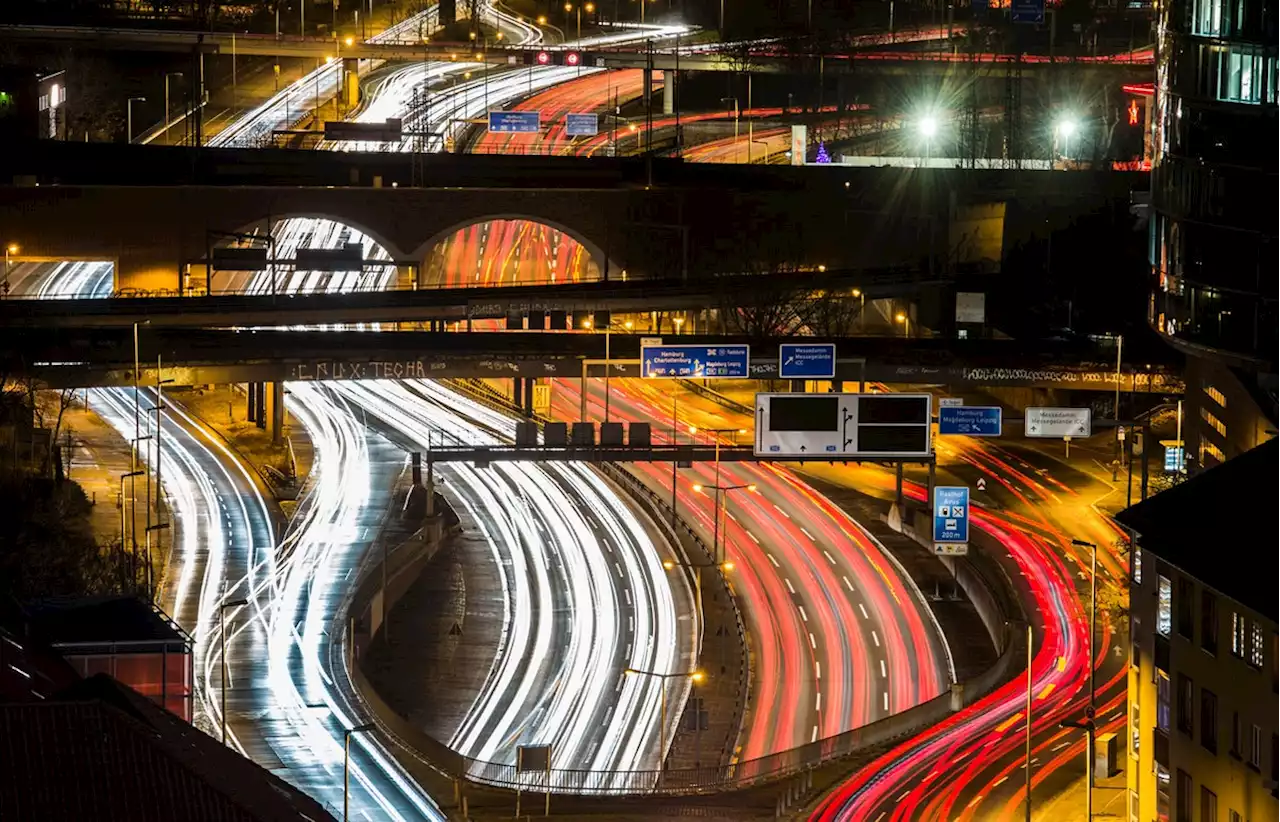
[1200,407,1227,437]
[1158,670,1171,732]
[1231,612,1246,657]
[1250,622,1264,669]
[1133,546,1143,584]
[1132,699,1141,757]
[1158,576,1172,636]
[1192,0,1226,35]
[1156,764,1171,822]
[1203,442,1226,464]
[1205,385,1227,408]
[1201,44,1278,105]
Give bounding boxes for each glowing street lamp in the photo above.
[624,668,705,773]
[1055,116,1078,167]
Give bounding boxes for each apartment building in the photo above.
[1120,439,1278,822]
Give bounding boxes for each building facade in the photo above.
[1148,0,1278,467]
[1129,557,1278,821]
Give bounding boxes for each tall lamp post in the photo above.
[126,96,147,144]
[3,242,17,297]
[344,723,377,821]
[164,72,183,145]
[1066,538,1099,822]
[623,667,704,778]
[219,598,249,746]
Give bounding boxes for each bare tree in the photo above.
[716,276,805,340]
[795,288,862,337]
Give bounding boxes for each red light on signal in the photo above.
[1128,99,1141,125]
[565,51,581,66]
[536,51,551,65]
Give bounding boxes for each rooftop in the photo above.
[1117,438,1278,621]
[0,674,335,822]
[24,595,192,651]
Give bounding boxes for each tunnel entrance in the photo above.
[422,218,604,288]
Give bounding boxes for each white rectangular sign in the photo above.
[939,397,964,408]
[790,125,807,166]
[955,292,986,324]
[1025,407,1092,438]
[754,392,932,459]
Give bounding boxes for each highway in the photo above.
[667,382,1128,819]
[336,379,693,776]
[233,185,693,778]
[424,206,955,758]
[15,260,446,820]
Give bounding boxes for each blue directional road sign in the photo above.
[1011,0,1044,23]
[938,406,1003,436]
[641,344,750,378]
[565,113,599,136]
[779,343,836,380]
[487,111,541,133]
[933,486,970,545]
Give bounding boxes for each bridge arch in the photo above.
[411,214,623,288]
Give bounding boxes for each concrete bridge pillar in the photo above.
[266,381,285,446]
[246,382,258,424]
[342,59,360,110]
[663,70,674,116]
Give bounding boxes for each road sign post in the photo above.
[640,344,749,378]
[565,112,599,136]
[1025,407,1092,438]
[933,486,970,556]
[487,110,541,133]
[938,406,1003,436]
[1011,0,1044,23]
[753,392,932,459]
[778,343,836,380]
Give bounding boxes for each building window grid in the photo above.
[1176,768,1193,822]
[1204,384,1227,408]
[1201,590,1218,654]
[1231,612,1246,657]
[1158,576,1173,636]
[1201,688,1218,753]
[1158,670,1172,732]
[1177,674,1195,735]
[1133,546,1143,584]
[1201,406,1228,437]
[1201,786,1218,822]
[1132,699,1142,757]
[1249,622,1264,668]
[1176,577,1195,638]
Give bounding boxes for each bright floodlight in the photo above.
[1056,117,1078,137]
[918,115,938,139]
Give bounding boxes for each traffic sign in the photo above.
[779,343,836,379]
[487,111,541,133]
[933,486,970,551]
[1011,0,1044,23]
[1025,407,1092,438]
[939,397,964,408]
[1163,442,1185,472]
[641,344,749,378]
[565,112,599,136]
[753,392,932,459]
[938,406,1003,436]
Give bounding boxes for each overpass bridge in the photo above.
[0,141,1143,296]
[0,269,938,329]
[3,327,1182,393]
[0,24,1152,76]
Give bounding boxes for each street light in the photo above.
[3,242,17,297]
[163,73,182,145]
[344,723,377,820]
[895,310,910,337]
[1068,538,1100,822]
[916,113,938,165]
[623,667,704,774]
[219,598,249,746]
[126,96,146,144]
[1055,116,1078,168]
